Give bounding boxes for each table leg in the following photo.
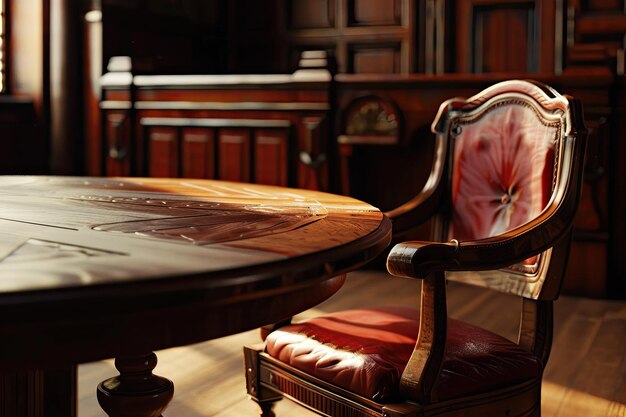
[97,352,174,417]
[0,366,77,417]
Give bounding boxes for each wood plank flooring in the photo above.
[78,270,626,416]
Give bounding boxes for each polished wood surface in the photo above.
[0,175,390,369]
[77,270,626,417]
[0,175,390,416]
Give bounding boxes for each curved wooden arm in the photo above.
[388,123,586,280]
[387,221,574,281]
[387,240,459,278]
[385,133,448,236]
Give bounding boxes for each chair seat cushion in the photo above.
[265,306,541,403]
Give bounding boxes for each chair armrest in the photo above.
[387,240,459,278]
[384,134,447,236]
[387,219,573,280]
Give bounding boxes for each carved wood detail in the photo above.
[97,353,174,417]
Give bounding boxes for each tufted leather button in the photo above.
[500,193,512,205]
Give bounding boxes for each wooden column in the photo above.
[84,0,103,176]
[50,0,82,174]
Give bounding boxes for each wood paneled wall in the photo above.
[277,0,417,73]
[453,0,558,73]
[93,0,626,76]
[96,0,419,75]
[97,63,333,191]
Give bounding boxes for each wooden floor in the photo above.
[78,270,626,417]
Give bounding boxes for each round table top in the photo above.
[0,176,391,368]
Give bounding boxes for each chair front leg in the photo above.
[399,270,448,404]
[244,344,282,417]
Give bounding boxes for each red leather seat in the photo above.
[266,307,540,402]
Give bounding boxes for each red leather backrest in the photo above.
[449,103,558,242]
[432,80,572,298]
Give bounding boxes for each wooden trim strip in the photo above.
[136,101,329,111]
[101,101,329,111]
[139,117,292,128]
[576,14,626,36]
[100,101,131,110]
[337,135,398,145]
[134,72,331,86]
[285,26,409,37]
[100,72,331,88]
[260,356,385,413]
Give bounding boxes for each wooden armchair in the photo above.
[244,80,587,417]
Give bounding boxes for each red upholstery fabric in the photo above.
[265,307,540,403]
[450,104,557,241]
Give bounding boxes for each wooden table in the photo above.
[0,176,391,417]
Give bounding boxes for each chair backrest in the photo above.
[431,80,585,300]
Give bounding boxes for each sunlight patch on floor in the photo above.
[542,380,625,417]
